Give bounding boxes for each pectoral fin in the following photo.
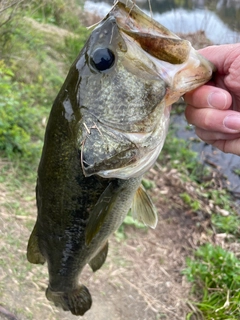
[131,185,158,229]
[89,241,108,272]
[27,224,46,264]
[85,182,121,245]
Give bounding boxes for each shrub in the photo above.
[0,61,44,162]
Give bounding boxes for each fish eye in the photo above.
[90,48,115,72]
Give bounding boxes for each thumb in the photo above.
[198,44,240,74]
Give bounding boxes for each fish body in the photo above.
[27,0,215,316]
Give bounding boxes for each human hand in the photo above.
[184,43,240,156]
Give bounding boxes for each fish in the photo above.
[26,0,215,316]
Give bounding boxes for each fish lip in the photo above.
[81,119,170,180]
[93,137,166,179]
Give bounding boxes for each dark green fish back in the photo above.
[35,55,112,278]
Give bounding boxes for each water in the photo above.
[84,0,240,197]
[84,0,240,44]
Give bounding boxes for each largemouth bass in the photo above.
[27,0,215,316]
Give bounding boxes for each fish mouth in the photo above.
[94,133,167,179]
[110,0,215,102]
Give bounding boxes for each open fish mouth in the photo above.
[112,0,215,100]
[80,0,215,179]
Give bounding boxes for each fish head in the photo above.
[77,0,215,179]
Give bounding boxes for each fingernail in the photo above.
[208,91,227,109]
[223,114,240,132]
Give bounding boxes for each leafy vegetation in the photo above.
[212,213,240,237]
[232,167,240,177]
[183,244,240,319]
[115,211,146,240]
[0,61,44,162]
[26,0,85,31]
[0,0,89,173]
[180,192,201,211]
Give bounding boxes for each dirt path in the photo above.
[0,164,212,320]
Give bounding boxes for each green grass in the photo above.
[115,211,147,241]
[0,61,44,163]
[232,167,240,177]
[183,243,240,319]
[180,192,201,211]
[212,214,240,237]
[141,178,156,190]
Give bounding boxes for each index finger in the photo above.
[184,85,232,110]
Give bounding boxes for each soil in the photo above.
[0,160,216,320]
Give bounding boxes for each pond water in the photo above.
[84,0,240,198]
[84,0,240,43]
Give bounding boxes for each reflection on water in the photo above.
[84,0,240,44]
[139,0,240,33]
[95,0,240,33]
[139,0,240,42]
[151,9,240,44]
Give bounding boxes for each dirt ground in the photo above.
[0,159,217,320]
